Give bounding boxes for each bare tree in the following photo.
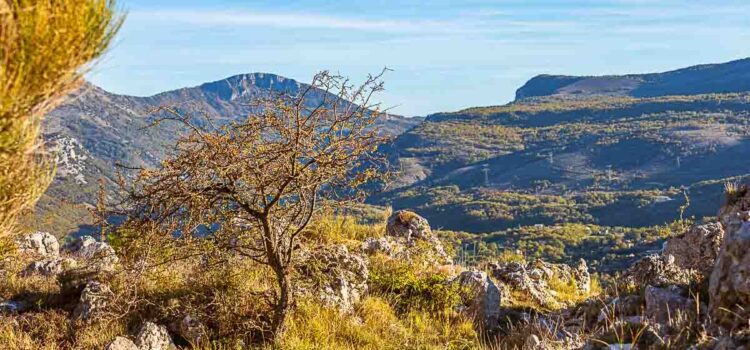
[122,71,390,339]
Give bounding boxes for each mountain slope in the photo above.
[375,59,750,233]
[32,74,422,236]
[515,57,750,100]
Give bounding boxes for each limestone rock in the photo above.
[596,295,643,323]
[105,336,139,350]
[455,270,502,331]
[22,257,77,277]
[491,261,556,308]
[385,210,452,265]
[361,237,393,255]
[522,334,543,350]
[297,244,369,312]
[644,285,696,324]
[693,331,750,350]
[490,259,591,309]
[663,222,724,276]
[709,202,750,331]
[177,315,207,346]
[64,235,118,271]
[387,210,432,240]
[532,259,591,293]
[623,254,695,288]
[72,281,112,321]
[17,231,59,258]
[136,322,175,350]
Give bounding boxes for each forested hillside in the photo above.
[374,59,750,233]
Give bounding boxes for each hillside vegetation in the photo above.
[376,89,750,232]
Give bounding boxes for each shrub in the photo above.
[0,0,121,256]
[368,255,462,315]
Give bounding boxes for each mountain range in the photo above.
[31,58,750,237]
[32,73,420,234]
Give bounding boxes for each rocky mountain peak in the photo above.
[197,72,303,102]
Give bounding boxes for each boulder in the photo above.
[105,337,139,350]
[72,281,112,321]
[709,201,750,331]
[596,295,643,323]
[573,298,606,327]
[531,259,591,293]
[623,254,695,288]
[491,261,557,308]
[297,245,369,312]
[644,285,696,324]
[177,315,207,346]
[136,322,175,350]
[64,235,118,271]
[387,210,432,240]
[522,334,543,350]
[16,231,59,257]
[663,222,724,276]
[22,257,77,277]
[692,331,750,349]
[490,259,591,309]
[361,237,393,255]
[590,318,665,349]
[385,210,452,265]
[455,270,502,331]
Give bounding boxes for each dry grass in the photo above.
[302,212,386,246]
[276,297,479,350]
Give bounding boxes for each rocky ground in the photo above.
[2,190,750,348]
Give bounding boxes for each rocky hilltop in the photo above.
[4,187,750,348]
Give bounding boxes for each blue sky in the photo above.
[89,0,750,116]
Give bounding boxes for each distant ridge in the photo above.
[515,57,750,100]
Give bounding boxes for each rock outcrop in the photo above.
[709,190,750,331]
[490,259,591,309]
[384,210,452,265]
[136,322,175,350]
[361,237,393,255]
[663,222,724,276]
[22,257,77,277]
[644,285,697,324]
[455,270,502,331]
[17,231,59,258]
[297,245,369,312]
[72,281,113,321]
[105,337,139,350]
[64,235,119,272]
[623,254,695,288]
[180,315,207,346]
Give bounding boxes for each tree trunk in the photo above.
[270,262,291,340]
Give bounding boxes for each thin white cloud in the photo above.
[130,9,468,33]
